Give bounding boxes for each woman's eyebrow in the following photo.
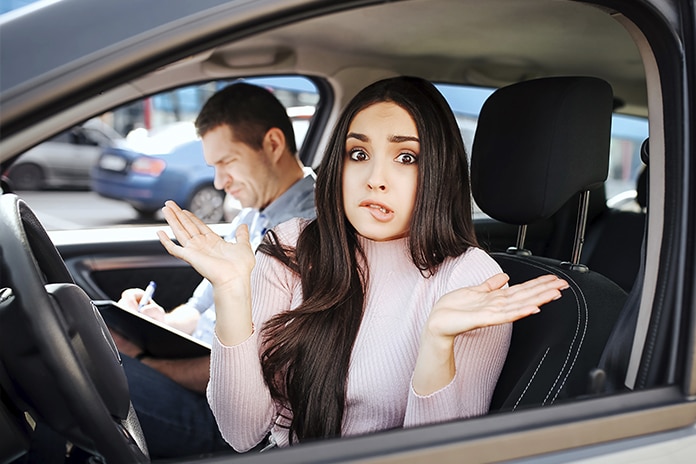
[346,132,368,142]
[389,135,420,143]
[346,133,419,143]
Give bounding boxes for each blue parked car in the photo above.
[91,122,225,222]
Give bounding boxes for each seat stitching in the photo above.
[548,268,589,403]
[526,262,584,406]
[513,347,550,411]
[498,256,585,407]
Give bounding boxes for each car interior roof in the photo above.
[142,0,647,113]
[0,0,648,163]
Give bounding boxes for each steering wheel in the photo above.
[0,194,149,463]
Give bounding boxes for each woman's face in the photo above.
[342,102,419,241]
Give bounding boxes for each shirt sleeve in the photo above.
[403,249,512,427]
[207,221,302,451]
[185,277,214,313]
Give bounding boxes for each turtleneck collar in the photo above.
[357,234,411,260]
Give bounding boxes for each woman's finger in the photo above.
[162,200,206,241]
[235,223,250,246]
[182,208,216,237]
[480,275,566,311]
[157,229,185,260]
[473,273,510,293]
[161,202,192,243]
[428,272,572,339]
[503,276,569,304]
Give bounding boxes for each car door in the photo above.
[1,0,694,463]
[52,227,210,312]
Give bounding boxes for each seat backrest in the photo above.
[470,76,628,411]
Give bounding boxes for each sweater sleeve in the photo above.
[207,220,303,451]
[403,248,512,427]
[208,332,273,452]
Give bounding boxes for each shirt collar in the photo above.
[261,170,316,225]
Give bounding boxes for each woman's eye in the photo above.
[349,149,369,161]
[395,153,417,165]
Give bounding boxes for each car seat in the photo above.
[470,76,628,411]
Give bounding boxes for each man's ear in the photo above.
[263,127,287,163]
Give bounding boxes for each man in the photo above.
[111,82,316,458]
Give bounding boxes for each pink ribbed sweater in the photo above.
[208,219,511,451]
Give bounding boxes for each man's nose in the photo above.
[213,168,228,190]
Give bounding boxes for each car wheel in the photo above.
[133,206,159,219]
[0,194,149,463]
[188,185,225,223]
[7,163,44,190]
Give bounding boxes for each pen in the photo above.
[138,281,157,312]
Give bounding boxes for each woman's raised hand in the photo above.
[413,273,569,395]
[427,273,568,339]
[156,200,256,289]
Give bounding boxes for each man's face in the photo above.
[202,125,274,209]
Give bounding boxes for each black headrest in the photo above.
[636,166,648,209]
[640,137,650,164]
[636,138,649,209]
[471,76,614,225]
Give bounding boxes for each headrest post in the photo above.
[516,224,527,250]
[563,189,590,272]
[506,225,532,256]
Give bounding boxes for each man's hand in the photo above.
[118,287,167,322]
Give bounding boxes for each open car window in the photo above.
[9,79,648,232]
[6,75,322,229]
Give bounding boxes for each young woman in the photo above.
[157,76,568,451]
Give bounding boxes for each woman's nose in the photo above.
[368,182,386,191]
[367,162,387,191]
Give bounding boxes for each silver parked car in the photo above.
[3,117,126,190]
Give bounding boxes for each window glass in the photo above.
[8,76,321,230]
[605,114,649,207]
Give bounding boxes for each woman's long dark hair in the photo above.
[258,76,478,443]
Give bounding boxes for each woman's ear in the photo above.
[263,127,287,163]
